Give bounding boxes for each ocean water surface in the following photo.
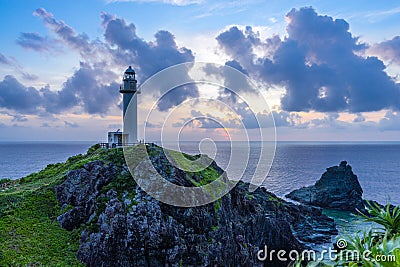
[0,141,93,180]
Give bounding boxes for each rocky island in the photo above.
[0,144,338,266]
[286,161,364,212]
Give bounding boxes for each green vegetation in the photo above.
[0,186,84,266]
[361,201,400,239]
[332,202,400,267]
[294,202,400,267]
[0,178,12,185]
[213,198,222,213]
[146,144,222,187]
[0,143,217,265]
[0,144,112,266]
[165,149,206,173]
[267,194,282,207]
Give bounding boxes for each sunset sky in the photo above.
[0,0,400,141]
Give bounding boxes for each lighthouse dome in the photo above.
[123,66,136,81]
[125,66,135,74]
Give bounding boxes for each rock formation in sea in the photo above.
[54,144,338,267]
[286,161,364,212]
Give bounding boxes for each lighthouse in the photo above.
[105,66,140,148]
[120,66,139,145]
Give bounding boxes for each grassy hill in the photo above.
[0,144,221,266]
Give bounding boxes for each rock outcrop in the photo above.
[55,145,338,267]
[286,161,364,212]
[55,160,117,230]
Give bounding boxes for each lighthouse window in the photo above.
[124,74,135,80]
[130,82,134,90]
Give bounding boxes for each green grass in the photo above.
[0,189,83,266]
[0,144,112,266]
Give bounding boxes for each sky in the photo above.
[0,0,400,141]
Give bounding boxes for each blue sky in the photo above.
[0,0,400,141]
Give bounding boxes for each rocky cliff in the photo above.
[54,144,337,266]
[286,161,364,212]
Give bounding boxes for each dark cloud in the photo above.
[0,75,42,114]
[371,36,400,65]
[42,62,120,114]
[11,114,28,122]
[225,60,248,75]
[216,26,258,70]
[271,110,297,127]
[0,63,119,115]
[0,111,28,122]
[309,113,349,129]
[217,7,400,113]
[353,113,366,123]
[201,61,255,104]
[21,72,39,81]
[101,13,195,79]
[16,32,60,52]
[379,111,400,131]
[100,13,198,111]
[157,85,199,112]
[64,121,79,128]
[0,53,11,65]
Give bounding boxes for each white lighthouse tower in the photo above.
[120,66,139,145]
[105,66,140,148]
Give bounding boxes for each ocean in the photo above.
[0,141,399,206]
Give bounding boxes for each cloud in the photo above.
[64,121,79,128]
[41,62,120,114]
[353,113,366,123]
[0,111,28,122]
[172,109,237,129]
[0,8,198,116]
[379,111,400,131]
[156,85,199,111]
[11,114,28,122]
[217,7,400,113]
[0,53,11,65]
[34,8,92,54]
[32,8,197,112]
[0,75,43,114]
[370,36,400,65]
[0,63,120,115]
[0,52,39,81]
[271,110,297,127]
[21,72,39,81]
[101,14,194,78]
[101,13,198,110]
[16,32,60,53]
[105,0,202,6]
